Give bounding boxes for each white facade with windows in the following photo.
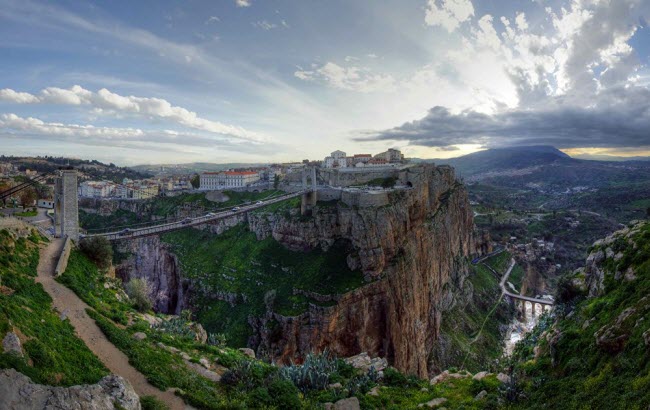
[200,171,260,190]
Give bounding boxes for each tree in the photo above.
[273,174,280,189]
[190,174,200,189]
[79,236,113,270]
[646,207,650,217]
[19,188,36,209]
[126,278,152,312]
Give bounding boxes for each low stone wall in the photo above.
[54,237,73,277]
[316,188,342,201]
[340,190,390,208]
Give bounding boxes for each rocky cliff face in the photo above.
[115,236,187,314]
[116,165,488,378]
[0,369,140,410]
[248,165,487,377]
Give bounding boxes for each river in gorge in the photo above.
[503,296,554,356]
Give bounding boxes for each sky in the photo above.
[0,0,649,165]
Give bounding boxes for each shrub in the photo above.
[555,274,586,306]
[125,278,152,312]
[267,378,301,409]
[221,360,271,390]
[207,333,228,347]
[140,395,170,410]
[383,367,408,387]
[79,236,113,270]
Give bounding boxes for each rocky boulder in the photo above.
[344,352,387,372]
[0,369,140,409]
[2,332,23,357]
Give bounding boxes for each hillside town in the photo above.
[0,148,408,206]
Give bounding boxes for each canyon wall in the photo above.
[115,165,489,377]
[248,165,486,377]
[114,236,187,314]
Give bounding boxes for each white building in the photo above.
[324,150,348,168]
[79,181,116,198]
[200,171,260,190]
[37,199,54,209]
[374,148,404,163]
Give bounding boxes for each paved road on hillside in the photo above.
[35,238,188,409]
[497,259,553,305]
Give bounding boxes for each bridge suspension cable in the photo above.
[81,188,289,234]
[0,173,53,201]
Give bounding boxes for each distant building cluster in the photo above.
[322,148,405,169]
[78,178,160,199]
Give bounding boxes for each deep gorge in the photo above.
[113,165,494,377]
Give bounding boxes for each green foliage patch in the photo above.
[57,250,132,325]
[161,224,364,346]
[0,229,108,386]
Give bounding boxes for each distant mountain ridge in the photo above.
[430,145,575,176]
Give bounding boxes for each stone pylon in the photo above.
[54,169,79,241]
[300,167,318,216]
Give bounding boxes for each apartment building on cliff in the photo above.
[200,170,261,190]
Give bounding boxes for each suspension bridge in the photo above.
[0,167,318,242]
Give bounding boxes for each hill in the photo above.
[506,220,650,408]
[435,146,575,177]
[424,146,650,222]
[0,156,151,182]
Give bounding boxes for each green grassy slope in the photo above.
[161,224,364,347]
[0,228,108,386]
[508,221,650,409]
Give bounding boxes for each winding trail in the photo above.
[35,238,187,410]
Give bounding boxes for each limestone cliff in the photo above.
[247,165,487,377]
[116,165,489,378]
[114,236,187,314]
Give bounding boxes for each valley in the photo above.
[1,150,649,409]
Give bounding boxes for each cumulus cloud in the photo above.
[0,89,39,104]
[425,0,475,32]
[361,0,650,151]
[294,62,396,93]
[0,113,280,154]
[235,0,251,7]
[0,85,265,142]
[360,85,650,149]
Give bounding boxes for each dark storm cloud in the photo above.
[359,86,650,149]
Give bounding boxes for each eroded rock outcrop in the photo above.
[247,165,488,377]
[0,369,140,410]
[115,236,187,314]
[116,165,488,378]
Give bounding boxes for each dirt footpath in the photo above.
[35,238,188,410]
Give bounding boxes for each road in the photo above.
[497,259,553,305]
[87,190,305,241]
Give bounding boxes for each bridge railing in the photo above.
[82,190,299,235]
[88,190,307,240]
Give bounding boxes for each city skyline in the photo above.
[1,0,649,165]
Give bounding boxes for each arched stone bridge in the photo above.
[483,258,554,320]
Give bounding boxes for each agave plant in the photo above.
[278,350,339,393]
[207,332,228,347]
[153,316,196,340]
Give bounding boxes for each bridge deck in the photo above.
[85,190,306,241]
[498,259,553,305]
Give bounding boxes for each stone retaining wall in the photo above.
[54,237,73,277]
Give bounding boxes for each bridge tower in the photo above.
[54,169,79,241]
[300,167,318,216]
